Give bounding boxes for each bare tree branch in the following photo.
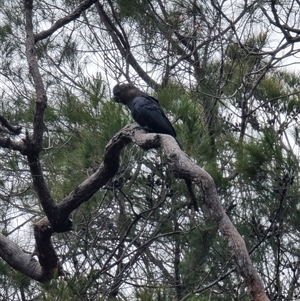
[0,223,63,282]
[95,2,160,90]
[0,114,22,135]
[26,152,58,227]
[34,0,98,42]
[128,128,269,301]
[63,126,270,299]
[270,0,292,42]
[0,233,44,281]
[24,0,61,230]
[24,0,47,147]
[259,1,300,44]
[33,218,64,279]
[0,137,26,152]
[57,128,132,216]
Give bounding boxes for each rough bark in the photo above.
[113,125,270,301]
[0,233,43,281]
[24,0,47,147]
[0,124,269,300]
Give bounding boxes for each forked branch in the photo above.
[0,125,270,301]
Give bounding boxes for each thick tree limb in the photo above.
[58,125,269,300]
[0,114,22,135]
[33,219,64,279]
[24,0,47,147]
[26,152,58,228]
[0,233,44,281]
[34,0,98,42]
[102,125,269,301]
[0,227,63,282]
[0,137,26,152]
[57,129,132,215]
[24,0,59,228]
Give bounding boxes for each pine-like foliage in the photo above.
[1,0,300,300]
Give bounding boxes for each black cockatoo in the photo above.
[113,83,199,211]
[113,83,177,138]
